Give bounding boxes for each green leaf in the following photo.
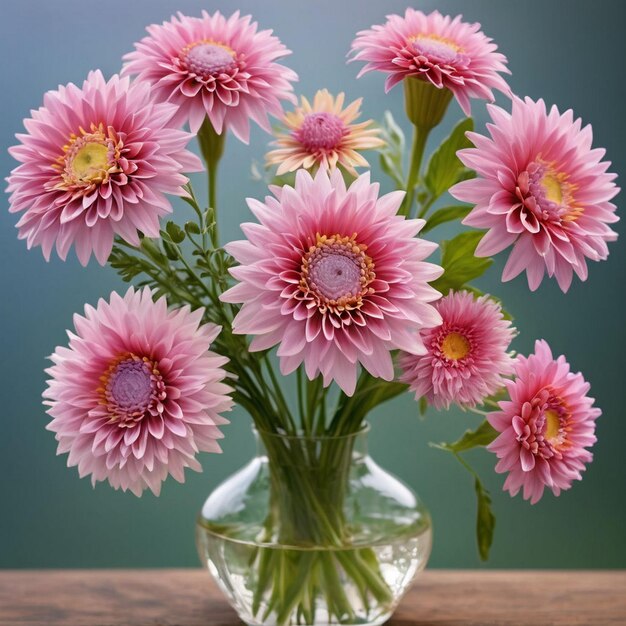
[431,230,492,294]
[434,419,498,454]
[166,220,186,244]
[475,476,496,561]
[378,111,405,188]
[162,239,180,261]
[421,205,472,233]
[184,221,201,235]
[424,118,474,200]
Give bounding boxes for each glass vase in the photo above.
[196,426,432,626]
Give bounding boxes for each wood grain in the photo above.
[0,569,624,626]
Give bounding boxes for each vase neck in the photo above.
[253,426,369,459]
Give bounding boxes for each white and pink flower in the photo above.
[351,9,510,115]
[221,169,443,396]
[452,97,620,292]
[488,340,600,504]
[122,10,298,141]
[44,288,232,496]
[400,290,515,409]
[6,70,202,265]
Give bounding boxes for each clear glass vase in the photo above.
[196,426,432,626]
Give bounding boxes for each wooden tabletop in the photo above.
[0,569,624,626]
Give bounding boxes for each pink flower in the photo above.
[122,11,298,141]
[221,169,443,396]
[6,70,201,266]
[350,9,510,115]
[488,340,600,504]
[44,287,233,496]
[452,97,620,292]
[399,290,515,409]
[266,89,384,176]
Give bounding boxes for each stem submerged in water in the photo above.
[249,429,393,625]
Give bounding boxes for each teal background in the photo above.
[1,0,625,569]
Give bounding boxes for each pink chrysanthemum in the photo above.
[221,169,443,396]
[265,89,384,176]
[452,97,620,292]
[399,290,515,409]
[44,287,233,496]
[350,9,510,115]
[487,340,600,504]
[122,10,298,141]
[6,70,201,266]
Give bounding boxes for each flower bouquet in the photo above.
[6,7,618,626]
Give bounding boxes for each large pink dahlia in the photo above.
[44,287,232,496]
[350,9,510,115]
[452,97,619,292]
[488,340,600,504]
[122,11,298,141]
[399,290,515,409]
[221,169,443,396]
[6,70,201,266]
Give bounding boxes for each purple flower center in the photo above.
[300,234,375,315]
[296,113,345,152]
[410,34,461,65]
[310,253,362,301]
[184,42,236,78]
[103,355,166,425]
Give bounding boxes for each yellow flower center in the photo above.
[542,172,564,205]
[52,123,121,191]
[532,159,582,221]
[441,332,471,360]
[544,409,561,441]
[71,142,109,181]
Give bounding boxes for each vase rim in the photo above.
[253,422,370,442]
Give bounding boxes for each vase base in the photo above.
[240,612,393,626]
[198,524,431,626]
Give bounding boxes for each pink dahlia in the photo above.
[122,11,298,141]
[350,9,510,115]
[399,290,515,409]
[44,287,232,496]
[6,70,201,266]
[452,97,620,292]
[266,89,384,176]
[221,169,443,396]
[488,340,600,504]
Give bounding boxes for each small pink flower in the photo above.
[452,97,619,292]
[221,169,443,396]
[6,70,202,266]
[399,290,515,409]
[350,9,510,115]
[122,11,298,141]
[488,340,600,504]
[266,89,384,176]
[44,287,233,496]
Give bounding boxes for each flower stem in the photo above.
[197,117,226,247]
[400,124,430,218]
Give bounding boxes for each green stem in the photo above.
[400,124,430,218]
[197,117,226,247]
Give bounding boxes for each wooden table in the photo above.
[0,570,624,625]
